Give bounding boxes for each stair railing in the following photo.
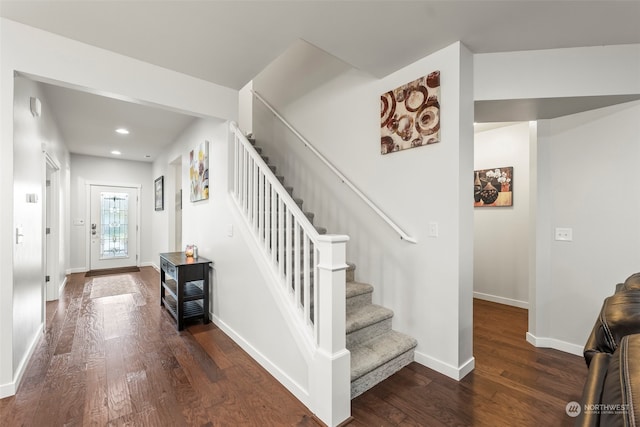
[230,121,350,425]
[252,90,417,244]
[231,123,349,343]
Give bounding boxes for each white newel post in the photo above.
[311,234,351,426]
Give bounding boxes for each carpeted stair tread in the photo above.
[350,330,417,381]
[346,262,356,282]
[346,304,393,334]
[346,281,373,299]
[346,281,374,312]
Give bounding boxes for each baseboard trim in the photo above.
[474,291,528,309]
[0,381,15,399]
[210,313,310,407]
[414,351,475,380]
[66,267,86,274]
[526,332,583,356]
[2,323,45,398]
[141,261,157,269]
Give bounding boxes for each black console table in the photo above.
[160,252,212,330]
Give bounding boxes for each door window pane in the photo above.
[100,192,129,259]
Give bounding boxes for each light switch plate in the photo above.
[555,227,573,241]
[428,222,439,238]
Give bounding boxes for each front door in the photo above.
[90,185,139,270]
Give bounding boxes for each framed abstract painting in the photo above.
[190,140,209,202]
[154,176,164,211]
[381,70,441,154]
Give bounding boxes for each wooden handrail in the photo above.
[252,90,417,244]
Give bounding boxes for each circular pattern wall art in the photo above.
[380,70,440,154]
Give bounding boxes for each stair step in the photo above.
[304,211,314,223]
[346,304,393,348]
[268,165,276,174]
[346,263,356,282]
[247,137,256,145]
[285,186,294,196]
[350,330,417,398]
[261,155,269,164]
[346,281,374,312]
[276,175,284,184]
[253,145,263,154]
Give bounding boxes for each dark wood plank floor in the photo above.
[350,299,587,427]
[0,268,586,426]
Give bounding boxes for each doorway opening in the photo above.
[88,184,140,271]
[44,154,60,310]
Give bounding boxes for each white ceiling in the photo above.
[39,82,197,162]
[3,1,639,90]
[3,1,640,160]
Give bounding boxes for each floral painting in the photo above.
[381,70,441,154]
[189,140,209,202]
[474,167,513,207]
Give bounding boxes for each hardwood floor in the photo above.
[350,299,588,427]
[0,269,587,426]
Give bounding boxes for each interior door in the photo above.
[90,185,139,270]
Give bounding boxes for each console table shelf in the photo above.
[160,252,212,330]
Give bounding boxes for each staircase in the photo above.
[247,136,417,398]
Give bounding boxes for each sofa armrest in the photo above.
[583,292,640,367]
[575,352,611,427]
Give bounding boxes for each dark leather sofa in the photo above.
[576,273,640,426]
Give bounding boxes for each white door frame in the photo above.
[85,181,141,272]
[42,152,60,330]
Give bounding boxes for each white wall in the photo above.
[151,118,310,403]
[0,17,237,396]
[253,40,475,378]
[475,44,640,101]
[529,100,640,354]
[474,122,530,307]
[9,76,70,395]
[69,154,153,271]
[238,80,253,135]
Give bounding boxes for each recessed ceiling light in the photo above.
[115,128,129,135]
[111,150,122,155]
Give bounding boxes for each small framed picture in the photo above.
[155,176,164,211]
[474,167,513,207]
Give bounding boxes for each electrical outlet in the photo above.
[555,227,573,242]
